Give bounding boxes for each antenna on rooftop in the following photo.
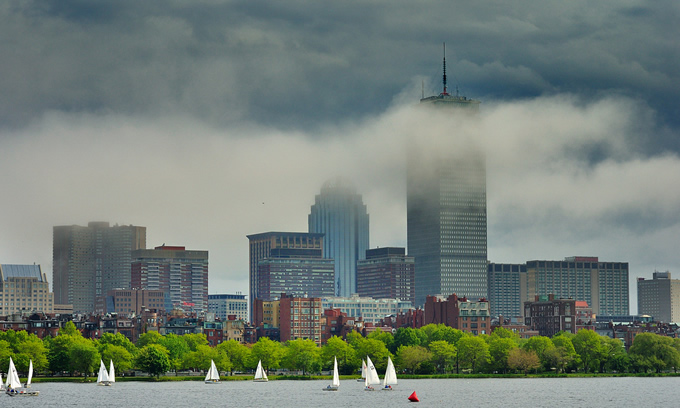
[442,42,448,95]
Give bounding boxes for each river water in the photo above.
[3,377,672,407]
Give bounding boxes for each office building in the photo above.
[321,294,412,325]
[208,293,248,322]
[0,264,54,314]
[53,222,146,313]
[408,53,486,307]
[131,245,209,312]
[309,178,369,297]
[638,271,680,323]
[525,256,629,316]
[103,288,166,315]
[247,232,325,320]
[487,263,526,318]
[357,247,415,305]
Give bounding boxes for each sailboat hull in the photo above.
[204,380,220,384]
[322,386,339,391]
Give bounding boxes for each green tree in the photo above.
[183,333,209,351]
[183,344,220,371]
[420,324,463,346]
[99,344,134,372]
[507,348,540,375]
[16,337,49,373]
[157,333,190,374]
[393,328,420,353]
[59,321,81,337]
[98,332,136,355]
[216,339,251,375]
[250,337,284,373]
[69,340,100,378]
[488,327,520,342]
[488,337,518,373]
[45,335,76,374]
[428,340,457,373]
[367,329,394,353]
[522,336,554,369]
[395,345,432,374]
[281,339,321,375]
[629,333,680,373]
[572,329,603,373]
[457,335,490,373]
[136,344,171,378]
[136,331,163,348]
[321,336,356,374]
[353,338,391,371]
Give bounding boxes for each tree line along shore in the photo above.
[2,322,680,381]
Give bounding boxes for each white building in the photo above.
[208,293,248,321]
[0,264,54,314]
[322,294,412,324]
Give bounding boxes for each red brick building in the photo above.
[279,294,322,345]
[424,294,491,335]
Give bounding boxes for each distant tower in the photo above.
[408,44,487,307]
[309,178,370,297]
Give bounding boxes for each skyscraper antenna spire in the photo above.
[442,42,448,96]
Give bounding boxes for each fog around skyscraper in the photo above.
[0,2,678,313]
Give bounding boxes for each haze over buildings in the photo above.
[0,2,678,314]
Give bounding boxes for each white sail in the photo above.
[97,360,109,384]
[254,360,268,382]
[109,360,115,384]
[332,357,340,387]
[204,360,220,383]
[365,356,380,386]
[361,359,366,379]
[7,357,22,389]
[382,356,397,387]
[25,360,33,387]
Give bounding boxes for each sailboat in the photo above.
[357,359,366,382]
[322,357,340,391]
[109,360,116,385]
[6,357,39,396]
[253,360,268,382]
[204,359,220,384]
[24,360,33,388]
[363,356,380,391]
[381,356,397,390]
[97,359,111,386]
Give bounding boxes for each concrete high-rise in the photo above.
[308,178,369,297]
[487,263,526,318]
[247,231,325,320]
[0,264,54,315]
[357,247,415,306]
[131,245,209,312]
[53,222,146,313]
[638,271,680,323]
[408,49,486,307]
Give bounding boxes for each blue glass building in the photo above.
[308,178,369,297]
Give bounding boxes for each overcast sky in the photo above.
[1,1,679,313]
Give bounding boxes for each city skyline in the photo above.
[1,2,679,314]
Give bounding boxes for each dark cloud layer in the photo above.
[1,1,678,145]
[1,1,679,313]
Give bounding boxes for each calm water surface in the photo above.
[3,377,674,407]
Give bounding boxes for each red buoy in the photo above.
[408,391,419,402]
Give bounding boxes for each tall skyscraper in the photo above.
[637,271,680,323]
[247,231,325,320]
[53,221,146,313]
[487,263,526,318]
[308,177,369,297]
[131,245,209,312]
[408,47,487,307]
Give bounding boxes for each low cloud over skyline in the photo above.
[1,1,678,313]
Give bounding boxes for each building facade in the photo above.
[408,60,486,307]
[321,294,412,325]
[0,264,54,315]
[131,245,209,312]
[638,271,680,323]
[247,232,324,320]
[487,263,526,318]
[104,288,166,315]
[308,178,369,297]
[279,294,323,345]
[53,222,146,313]
[525,256,629,316]
[357,247,415,306]
[424,293,491,335]
[208,293,248,322]
[524,295,577,337]
[256,256,335,302]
